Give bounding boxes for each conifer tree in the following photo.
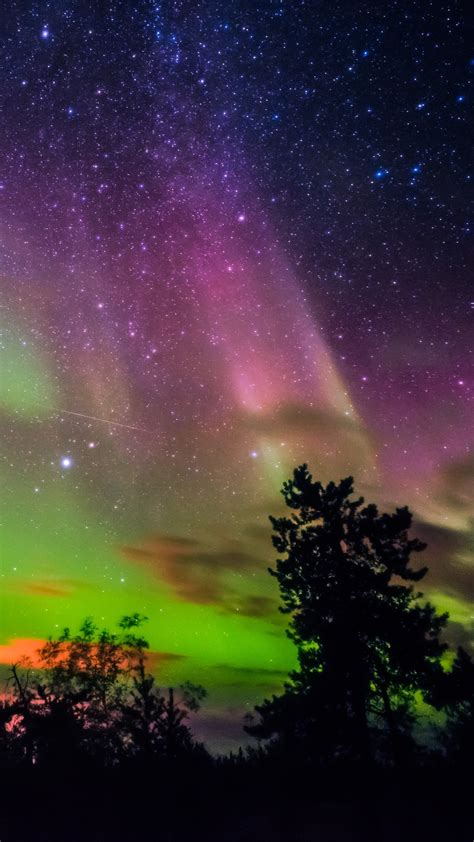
[247,465,448,765]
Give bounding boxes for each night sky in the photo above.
[1,1,472,752]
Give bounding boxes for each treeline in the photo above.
[0,614,209,770]
[1,466,473,771]
[0,466,472,840]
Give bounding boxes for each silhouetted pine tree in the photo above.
[246,465,448,767]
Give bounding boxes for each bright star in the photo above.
[60,456,73,469]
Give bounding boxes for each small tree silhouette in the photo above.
[2,614,207,768]
[246,465,449,766]
[429,646,474,761]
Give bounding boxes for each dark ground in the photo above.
[0,762,471,841]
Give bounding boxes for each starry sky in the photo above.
[1,1,472,752]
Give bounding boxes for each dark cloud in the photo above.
[123,533,200,559]
[190,708,254,756]
[215,593,281,621]
[442,621,474,653]
[415,520,474,603]
[242,403,368,438]
[22,583,73,598]
[435,455,474,512]
[242,522,273,543]
[146,651,188,671]
[234,595,277,619]
[122,532,268,608]
[11,578,93,598]
[245,404,374,474]
[214,664,288,679]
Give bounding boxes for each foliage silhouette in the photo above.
[1,614,208,769]
[429,645,474,761]
[0,468,472,841]
[246,464,453,767]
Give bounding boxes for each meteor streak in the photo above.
[54,409,151,434]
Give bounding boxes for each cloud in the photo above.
[242,403,375,474]
[435,454,474,513]
[214,663,288,679]
[145,651,188,671]
[217,594,279,620]
[243,523,273,542]
[9,578,94,599]
[0,638,46,667]
[243,403,368,437]
[0,637,187,676]
[25,583,73,597]
[123,534,200,562]
[122,531,267,609]
[190,708,254,755]
[415,521,473,598]
[235,595,277,618]
[410,515,474,651]
[443,621,474,652]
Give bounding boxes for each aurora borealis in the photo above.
[1,2,472,752]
